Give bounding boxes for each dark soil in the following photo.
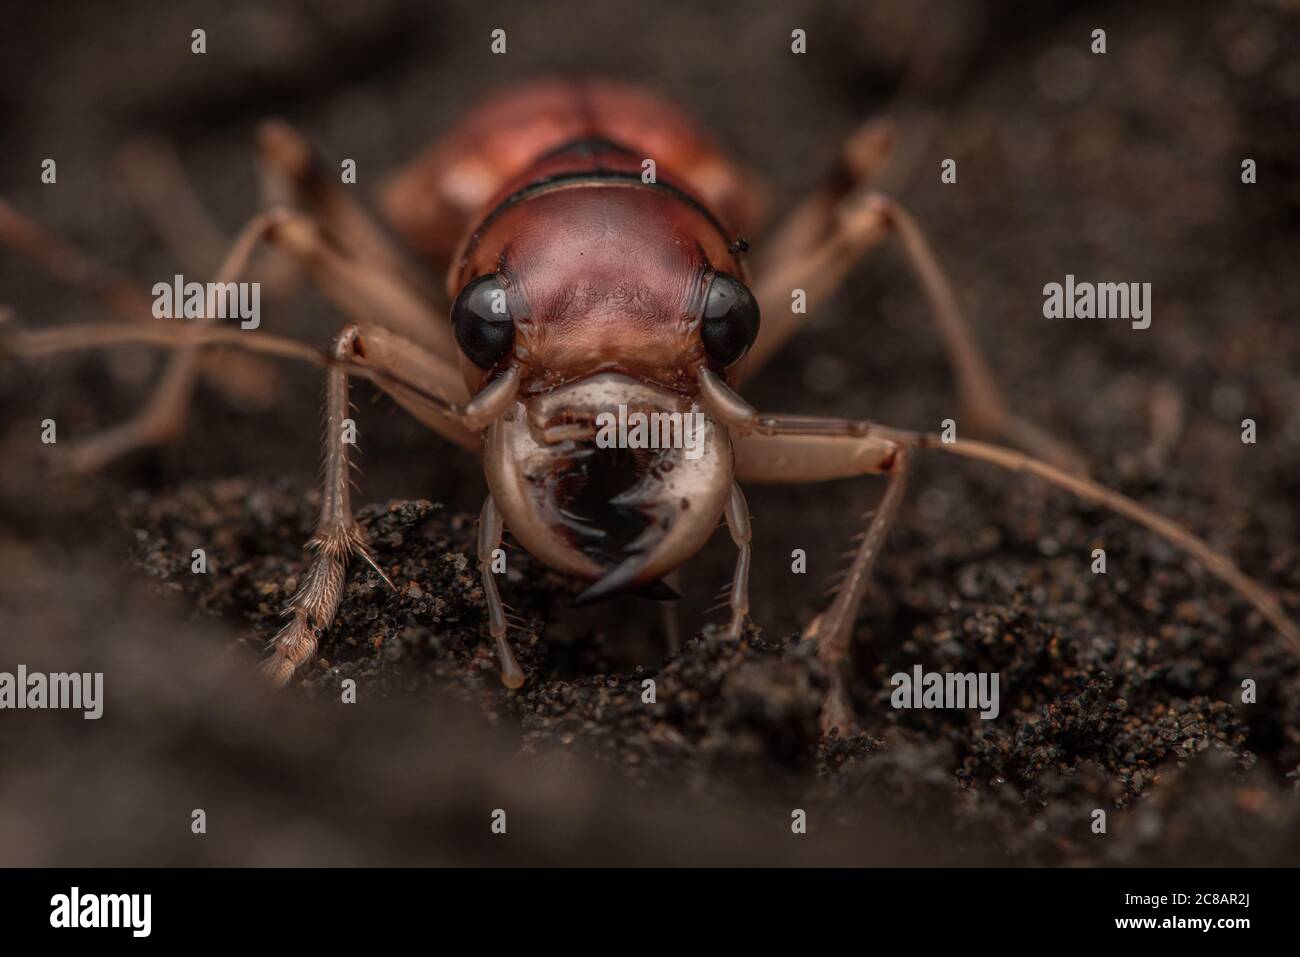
[2,0,1299,865]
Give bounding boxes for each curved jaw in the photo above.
[483,374,734,602]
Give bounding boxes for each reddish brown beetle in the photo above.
[5,79,1296,732]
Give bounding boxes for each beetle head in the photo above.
[448,184,758,390]
[451,181,759,599]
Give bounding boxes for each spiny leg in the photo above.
[261,209,455,356]
[269,329,514,687]
[742,150,1084,472]
[40,211,285,474]
[741,115,899,378]
[5,159,461,464]
[725,414,906,735]
[752,118,895,281]
[476,495,526,689]
[721,484,753,641]
[13,200,462,472]
[742,193,887,379]
[866,197,1083,472]
[804,449,908,735]
[262,328,521,687]
[0,196,275,411]
[256,119,441,307]
[117,122,421,303]
[21,315,526,687]
[880,428,1300,653]
[55,347,198,476]
[265,326,389,684]
[6,317,509,446]
[701,367,1300,664]
[6,316,522,682]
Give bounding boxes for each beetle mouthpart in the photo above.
[483,377,734,598]
[632,578,681,601]
[484,408,608,582]
[573,409,733,605]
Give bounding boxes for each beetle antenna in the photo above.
[875,425,1300,652]
[2,319,474,423]
[4,321,331,366]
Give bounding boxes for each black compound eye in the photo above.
[452,273,515,368]
[701,271,760,366]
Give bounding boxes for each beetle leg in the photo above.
[476,495,526,689]
[742,180,1084,473]
[700,368,1300,722]
[264,325,388,685]
[116,137,282,293]
[11,313,523,683]
[6,199,463,472]
[0,197,277,421]
[728,423,906,736]
[308,320,479,449]
[750,117,896,282]
[7,210,284,474]
[262,328,519,687]
[721,484,753,641]
[861,196,1085,472]
[114,138,296,410]
[256,208,455,356]
[804,449,908,736]
[7,318,508,453]
[742,191,886,380]
[256,119,443,308]
[740,116,897,379]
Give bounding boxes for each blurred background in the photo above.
[1,0,1299,865]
